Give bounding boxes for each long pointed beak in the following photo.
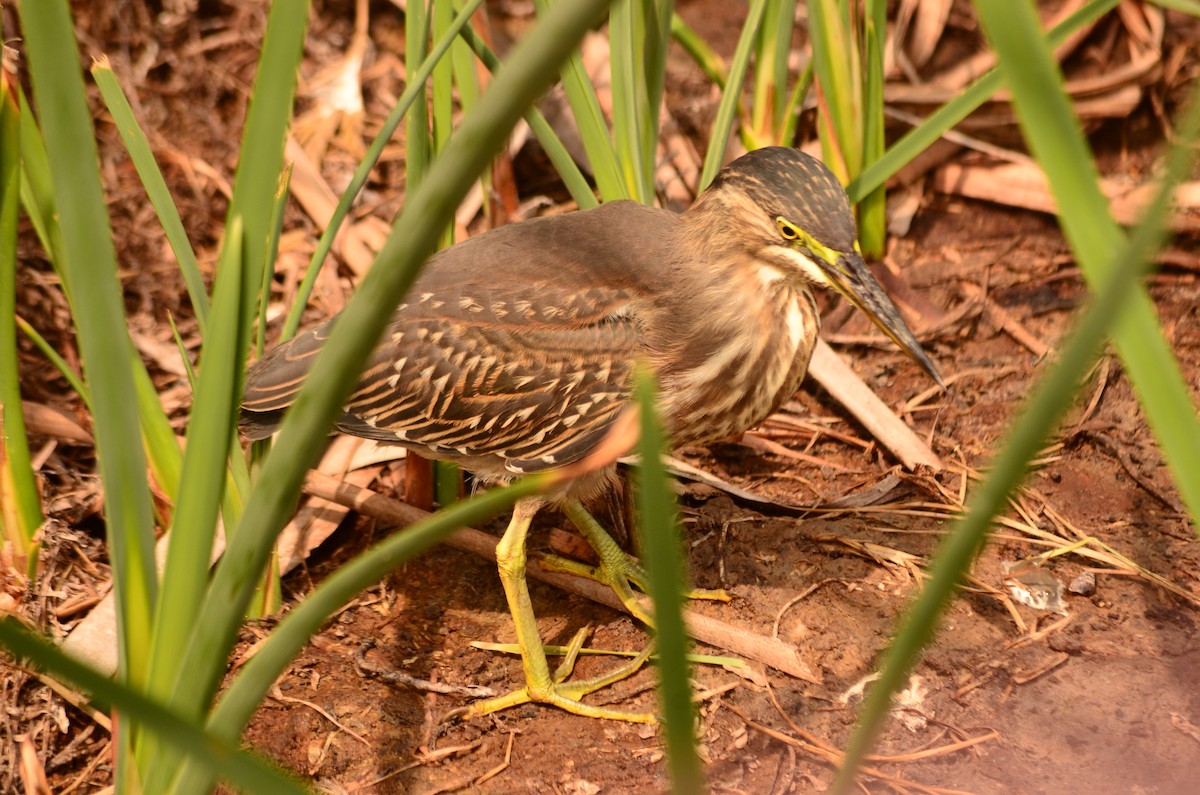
[826,251,944,388]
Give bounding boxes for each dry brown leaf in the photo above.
[932,161,1200,233]
[808,340,944,471]
[21,402,93,445]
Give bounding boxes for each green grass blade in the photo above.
[833,81,1200,793]
[449,0,482,116]
[456,26,598,209]
[607,0,640,196]
[633,367,704,794]
[432,0,456,169]
[751,0,796,141]
[856,0,887,256]
[91,59,207,335]
[974,0,1200,529]
[535,0,627,201]
[847,0,1121,202]
[0,618,311,795]
[138,225,248,783]
[133,363,183,507]
[222,0,309,624]
[167,476,549,794]
[146,219,247,708]
[169,0,618,723]
[609,0,670,203]
[406,0,432,196]
[258,163,291,356]
[778,59,814,146]
[22,0,158,689]
[225,167,283,526]
[166,313,198,390]
[223,0,309,353]
[281,0,486,341]
[1,66,45,574]
[808,0,862,182]
[699,0,767,188]
[14,317,90,406]
[16,89,62,267]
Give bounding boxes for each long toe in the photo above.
[450,640,657,724]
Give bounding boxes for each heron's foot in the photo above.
[539,549,652,624]
[540,548,732,626]
[448,629,656,723]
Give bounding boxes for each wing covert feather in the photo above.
[242,201,680,470]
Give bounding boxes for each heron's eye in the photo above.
[776,218,800,241]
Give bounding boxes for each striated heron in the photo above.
[242,146,941,722]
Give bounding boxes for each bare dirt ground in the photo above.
[5,1,1200,793]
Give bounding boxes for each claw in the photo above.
[453,641,657,723]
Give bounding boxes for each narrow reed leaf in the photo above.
[751,0,797,142]
[834,74,1200,795]
[535,0,627,201]
[1,64,45,573]
[0,618,311,795]
[146,219,247,709]
[778,60,814,147]
[133,362,184,506]
[450,1,482,114]
[406,0,432,195]
[974,0,1200,528]
[808,0,862,183]
[610,0,671,202]
[23,0,158,688]
[609,0,645,199]
[634,367,705,794]
[700,0,768,188]
[138,5,311,784]
[16,90,62,268]
[92,59,207,334]
[166,313,197,390]
[172,0,617,727]
[847,0,1121,202]
[281,0,488,340]
[432,0,457,164]
[224,0,309,348]
[456,26,598,208]
[855,0,887,256]
[136,228,247,779]
[14,317,90,406]
[259,163,291,356]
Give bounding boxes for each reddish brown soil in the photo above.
[4,2,1200,794]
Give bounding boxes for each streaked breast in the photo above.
[663,278,819,446]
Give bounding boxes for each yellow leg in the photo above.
[538,500,730,625]
[451,498,655,723]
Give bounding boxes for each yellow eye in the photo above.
[776,218,800,240]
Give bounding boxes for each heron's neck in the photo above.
[651,236,821,445]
